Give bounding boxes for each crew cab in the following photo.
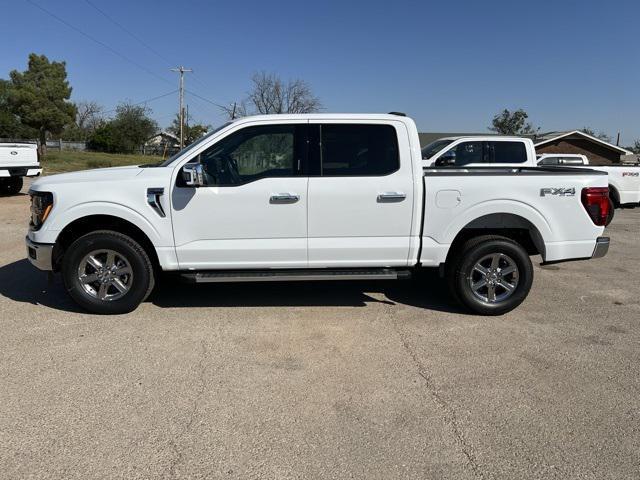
[422,136,640,207]
[537,153,640,207]
[0,142,42,195]
[26,114,610,315]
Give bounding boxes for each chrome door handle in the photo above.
[270,193,300,204]
[377,192,406,202]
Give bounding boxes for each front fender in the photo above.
[34,201,164,246]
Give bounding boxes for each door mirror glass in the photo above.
[435,150,456,166]
[182,162,205,187]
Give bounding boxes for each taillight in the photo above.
[581,187,610,226]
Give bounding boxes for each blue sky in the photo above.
[2,0,639,144]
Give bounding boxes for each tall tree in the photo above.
[167,112,210,145]
[223,72,322,119]
[8,54,76,154]
[88,103,158,153]
[489,109,539,135]
[629,140,640,154]
[62,100,106,141]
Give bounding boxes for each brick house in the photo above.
[534,130,633,165]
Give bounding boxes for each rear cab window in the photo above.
[316,124,400,176]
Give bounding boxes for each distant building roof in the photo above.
[533,130,632,155]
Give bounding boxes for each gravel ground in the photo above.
[1,180,638,479]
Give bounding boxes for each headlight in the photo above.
[29,191,54,231]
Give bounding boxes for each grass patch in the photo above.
[41,150,163,175]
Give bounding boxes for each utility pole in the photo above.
[170,66,192,148]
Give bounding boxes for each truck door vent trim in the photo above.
[146,187,166,217]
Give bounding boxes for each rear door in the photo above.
[306,121,415,267]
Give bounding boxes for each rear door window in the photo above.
[319,124,399,176]
[485,141,528,164]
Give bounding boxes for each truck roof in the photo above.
[227,113,415,123]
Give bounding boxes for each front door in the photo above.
[307,122,415,267]
[171,123,308,269]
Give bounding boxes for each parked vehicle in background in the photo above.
[421,136,537,169]
[421,137,638,210]
[0,143,42,195]
[537,153,640,207]
[26,114,610,316]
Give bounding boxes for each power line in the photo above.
[24,0,174,87]
[184,89,227,110]
[82,0,173,67]
[103,90,177,114]
[82,0,228,112]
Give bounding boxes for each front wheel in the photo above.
[61,230,155,314]
[0,177,23,195]
[447,235,533,315]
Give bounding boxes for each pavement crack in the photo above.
[166,340,209,479]
[392,318,488,480]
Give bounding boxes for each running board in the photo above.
[181,268,412,283]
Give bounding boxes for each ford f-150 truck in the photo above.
[0,142,42,195]
[422,136,640,207]
[26,114,610,315]
[537,153,640,207]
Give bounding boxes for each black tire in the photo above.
[609,186,620,209]
[605,198,615,226]
[61,230,155,314]
[446,235,533,316]
[0,177,23,195]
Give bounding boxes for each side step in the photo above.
[181,268,412,283]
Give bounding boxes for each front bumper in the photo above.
[25,236,54,271]
[592,236,610,259]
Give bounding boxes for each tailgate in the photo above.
[0,144,39,168]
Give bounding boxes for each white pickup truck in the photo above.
[537,153,640,207]
[26,114,610,315]
[0,142,42,195]
[422,136,640,207]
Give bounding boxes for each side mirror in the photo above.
[182,163,205,187]
[435,150,456,167]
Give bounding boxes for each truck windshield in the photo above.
[421,139,454,160]
[155,122,232,167]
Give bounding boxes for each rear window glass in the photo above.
[486,141,527,164]
[321,124,399,176]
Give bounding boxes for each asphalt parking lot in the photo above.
[1,181,638,480]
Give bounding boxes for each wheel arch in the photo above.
[444,213,546,266]
[52,214,160,272]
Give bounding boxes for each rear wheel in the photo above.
[0,177,23,195]
[61,230,154,314]
[447,235,533,315]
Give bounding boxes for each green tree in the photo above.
[629,140,640,154]
[167,113,209,146]
[8,54,76,154]
[489,108,539,135]
[88,102,158,153]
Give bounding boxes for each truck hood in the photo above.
[30,165,145,190]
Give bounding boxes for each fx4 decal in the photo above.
[540,187,576,197]
[622,172,639,177]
